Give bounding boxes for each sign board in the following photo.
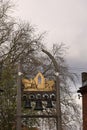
[22,72,55,92]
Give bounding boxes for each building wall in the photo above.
[78,72,87,130]
[82,93,87,130]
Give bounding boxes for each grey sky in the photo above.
[13,0,87,85]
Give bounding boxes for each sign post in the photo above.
[16,61,22,130]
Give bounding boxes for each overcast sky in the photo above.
[13,0,87,87]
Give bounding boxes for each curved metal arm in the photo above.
[42,48,62,130]
[42,49,59,72]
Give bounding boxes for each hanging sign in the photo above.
[22,72,55,92]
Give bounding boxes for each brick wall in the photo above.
[78,72,87,130]
[82,91,87,130]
